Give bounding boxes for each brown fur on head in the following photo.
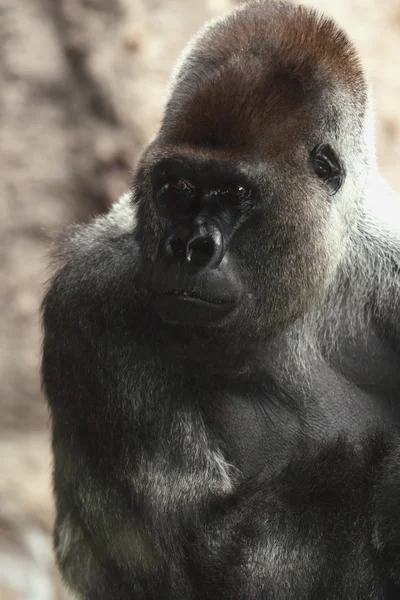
[160,0,368,157]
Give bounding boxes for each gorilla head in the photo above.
[132,2,370,345]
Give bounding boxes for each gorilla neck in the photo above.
[137,305,318,382]
[138,239,399,389]
[142,315,273,377]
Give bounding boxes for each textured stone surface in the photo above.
[1,0,399,597]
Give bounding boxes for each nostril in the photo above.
[162,225,223,268]
[169,237,186,259]
[187,236,215,265]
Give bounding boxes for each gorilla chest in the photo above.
[198,358,400,481]
[201,391,301,479]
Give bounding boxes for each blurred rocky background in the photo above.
[1,0,399,597]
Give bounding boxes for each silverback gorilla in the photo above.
[42,1,400,598]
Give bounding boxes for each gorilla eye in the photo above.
[168,178,190,192]
[314,159,331,180]
[160,177,192,195]
[219,183,251,198]
[232,184,249,197]
[311,144,343,195]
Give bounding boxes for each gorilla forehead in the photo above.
[160,0,367,154]
[164,56,312,157]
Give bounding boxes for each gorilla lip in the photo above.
[152,290,237,326]
[166,290,236,306]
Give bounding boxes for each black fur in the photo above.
[42,1,400,598]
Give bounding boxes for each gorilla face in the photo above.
[133,135,344,342]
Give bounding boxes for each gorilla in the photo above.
[41,1,400,598]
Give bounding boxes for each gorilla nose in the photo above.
[163,224,223,269]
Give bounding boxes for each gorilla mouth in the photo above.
[165,290,236,306]
[152,290,237,326]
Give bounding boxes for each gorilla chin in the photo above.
[150,249,243,327]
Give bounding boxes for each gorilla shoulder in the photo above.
[43,192,139,327]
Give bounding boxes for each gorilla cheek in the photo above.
[249,241,325,333]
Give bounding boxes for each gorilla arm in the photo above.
[189,433,398,600]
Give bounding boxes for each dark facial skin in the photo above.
[149,157,251,327]
[139,144,342,332]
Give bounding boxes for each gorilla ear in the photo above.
[311,144,343,195]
